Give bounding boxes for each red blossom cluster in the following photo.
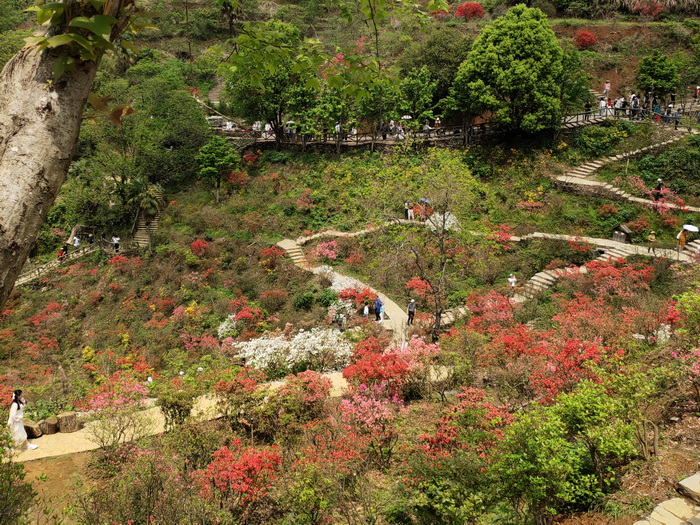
[200,439,281,505]
[455,2,484,19]
[573,29,597,50]
[338,286,378,306]
[190,239,209,257]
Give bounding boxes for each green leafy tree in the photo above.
[553,382,636,493]
[636,51,680,100]
[399,66,438,127]
[196,135,241,204]
[397,27,472,105]
[451,4,564,133]
[495,408,577,525]
[222,21,319,150]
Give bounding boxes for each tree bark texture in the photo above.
[0,45,99,311]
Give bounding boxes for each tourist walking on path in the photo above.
[363,304,369,318]
[648,231,657,254]
[375,297,382,321]
[87,233,94,246]
[508,273,517,290]
[584,100,592,120]
[407,299,416,325]
[603,80,611,98]
[8,390,38,450]
[73,236,80,249]
[379,304,385,322]
[599,98,607,116]
[112,235,120,253]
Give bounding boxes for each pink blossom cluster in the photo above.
[315,240,338,261]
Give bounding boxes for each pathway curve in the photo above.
[276,237,408,343]
[439,231,691,326]
[553,131,700,212]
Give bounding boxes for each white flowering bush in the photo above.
[217,314,241,339]
[327,299,355,324]
[426,212,460,233]
[231,327,353,376]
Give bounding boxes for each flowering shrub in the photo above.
[326,299,355,325]
[227,171,249,187]
[81,372,154,450]
[420,387,512,458]
[108,255,143,275]
[199,439,281,516]
[455,2,484,19]
[260,289,288,312]
[344,336,440,399]
[231,327,353,375]
[599,204,618,216]
[314,240,338,261]
[632,0,665,18]
[190,239,209,257]
[573,30,597,50]
[344,252,364,269]
[338,286,378,306]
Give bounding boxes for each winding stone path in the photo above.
[276,237,408,342]
[553,132,700,212]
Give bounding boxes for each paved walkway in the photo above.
[276,237,408,343]
[553,131,700,212]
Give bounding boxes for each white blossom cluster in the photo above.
[426,212,460,233]
[232,327,353,373]
[313,265,369,293]
[217,314,241,339]
[328,299,356,322]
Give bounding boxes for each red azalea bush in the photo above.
[190,239,209,257]
[198,439,281,513]
[455,2,484,20]
[573,30,597,50]
[632,0,665,18]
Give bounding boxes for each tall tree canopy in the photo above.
[451,4,564,133]
[636,51,680,99]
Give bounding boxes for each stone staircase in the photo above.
[132,215,161,248]
[635,474,700,525]
[553,133,700,211]
[15,245,100,287]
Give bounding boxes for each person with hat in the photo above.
[407,299,416,326]
[653,178,665,201]
[648,231,657,254]
[508,273,517,289]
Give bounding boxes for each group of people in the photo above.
[404,201,433,221]
[360,297,417,326]
[585,80,689,127]
[56,232,121,261]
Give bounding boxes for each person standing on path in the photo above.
[677,229,689,252]
[112,235,120,253]
[379,304,385,322]
[375,297,382,321]
[508,273,517,290]
[73,236,80,249]
[87,233,94,246]
[647,231,657,254]
[603,80,611,98]
[8,390,38,450]
[407,299,416,326]
[363,304,369,318]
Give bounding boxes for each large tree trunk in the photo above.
[0,45,100,311]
